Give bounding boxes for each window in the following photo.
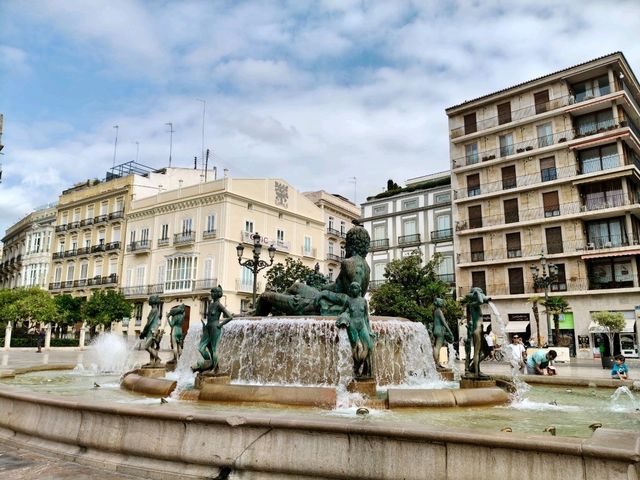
[374,263,386,281]
[112,227,121,242]
[508,268,524,294]
[537,122,553,148]
[87,205,94,220]
[304,236,312,255]
[277,229,285,242]
[402,217,417,236]
[94,261,103,278]
[54,266,62,283]
[73,209,81,222]
[328,268,334,281]
[203,258,213,281]
[578,144,619,174]
[468,205,482,229]
[534,90,549,114]
[80,262,88,280]
[166,256,196,291]
[434,192,451,204]
[372,205,387,215]
[499,133,514,157]
[467,174,480,197]
[135,265,145,286]
[540,157,557,182]
[140,228,149,243]
[129,230,136,244]
[206,214,216,233]
[497,102,511,125]
[328,216,334,230]
[575,109,615,136]
[572,75,610,102]
[543,191,560,217]
[58,241,65,253]
[182,218,192,234]
[71,238,78,251]
[545,227,563,254]
[504,198,519,223]
[551,264,567,292]
[582,179,623,210]
[506,232,522,258]
[98,230,105,244]
[372,223,386,241]
[66,264,75,282]
[115,197,124,213]
[241,265,253,287]
[465,143,479,165]
[84,235,91,249]
[587,218,627,248]
[109,260,117,275]
[436,214,451,231]
[245,220,254,233]
[157,265,165,285]
[328,241,334,255]
[340,221,346,235]
[161,224,169,240]
[588,257,634,289]
[470,237,484,262]
[438,256,454,276]
[464,112,477,135]
[501,166,516,190]
[402,198,418,210]
[240,299,252,313]
[100,201,108,215]
[61,212,68,225]
[471,271,486,294]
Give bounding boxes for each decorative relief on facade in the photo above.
[275,182,289,208]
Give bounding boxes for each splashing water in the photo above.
[487,301,506,343]
[84,333,139,374]
[166,322,203,395]
[610,386,639,411]
[335,328,363,409]
[447,343,461,381]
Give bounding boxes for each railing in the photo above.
[148,283,164,295]
[77,247,90,256]
[327,227,342,237]
[194,278,218,291]
[301,246,316,257]
[62,280,74,289]
[91,243,106,253]
[127,240,151,253]
[236,279,260,293]
[74,279,87,287]
[55,225,67,233]
[275,239,291,252]
[105,241,121,251]
[80,218,94,227]
[457,193,638,232]
[202,229,217,239]
[121,280,218,297]
[157,238,170,247]
[326,253,342,262]
[431,228,453,242]
[121,286,148,296]
[398,234,421,246]
[49,282,62,290]
[369,279,386,290]
[369,239,390,251]
[102,274,118,285]
[52,252,64,260]
[109,210,124,220]
[436,273,456,285]
[64,249,77,258]
[67,221,80,230]
[450,91,613,139]
[94,214,108,224]
[174,231,195,245]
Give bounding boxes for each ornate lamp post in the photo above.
[530,252,559,346]
[236,232,276,308]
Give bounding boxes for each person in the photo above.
[192,286,234,373]
[36,328,45,353]
[484,330,495,360]
[611,354,629,380]
[507,335,526,374]
[526,349,557,375]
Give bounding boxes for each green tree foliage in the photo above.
[54,294,84,326]
[82,290,132,328]
[370,253,462,333]
[542,296,570,346]
[386,179,400,192]
[592,311,626,357]
[265,258,326,292]
[0,288,56,328]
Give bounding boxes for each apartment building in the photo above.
[360,172,455,290]
[121,177,325,332]
[302,190,360,281]
[447,52,640,358]
[0,203,56,289]
[48,162,203,300]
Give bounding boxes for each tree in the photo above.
[0,288,24,329]
[542,296,570,346]
[592,311,626,358]
[82,290,132,329]
[370,253,463,333]
[265,258,326,293]
[386,179,400,192]
[527,295,543,347]
[0,288,56,330]
[54,294,84,327]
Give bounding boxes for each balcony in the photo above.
[301,246,316,257]
[369,279,386,290]
[52,252,65,260]
[87,276,103,286]
[74,279,88,288]
[174,231,195,246]
[436,273,456,285]
[49,282,62,290]
[91,243,106,253]
[157,237,170,247]
[236,279,260,293]
[62,280,74,289]
[64,249,77,258]
[102,274,118,285]
[55,224,67,233]
[148,283,165,295]
[275,239,291,252]
[127,240,151,254]
[431,228,453,242]
[369,239,390,251]
[326,253,342,263]
[105,241,121,252]
[109,210,124,221]
[194,278,218,291]
[76,247,91,256]
[202,229,217,240]
[80,218,94,227]
[326,227,342,238]
[121,285,148,297]
[94,214,108,225]
[67,221,80,231]
[398,234,421,247]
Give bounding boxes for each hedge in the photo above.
[0,337,79,348]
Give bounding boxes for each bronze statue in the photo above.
[192,286,234,373]
[140,295,163,367]
[464,287,491,378]
[321,282,375,378]
[167,304,185,364]
[256,224,371,316]
[432,297,454,370]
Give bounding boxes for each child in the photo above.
[611,354,629,380]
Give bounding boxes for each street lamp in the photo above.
[236,232,276,308]
[530,252,559,346]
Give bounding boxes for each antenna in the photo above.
[112,125,119,167]
[350,176,357,204]
[204,148,210,181]
[196,99,206,172]
[135,141,139,163]
[165,122,174,167]
[194,156,197,169]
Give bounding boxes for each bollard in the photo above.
[3,323,11,351]
[79,322,87,350]
[44,324,52,351]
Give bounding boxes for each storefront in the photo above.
[588,310,638,358]
[557,312,576,357]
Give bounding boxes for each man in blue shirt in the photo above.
[526,349,557,375]
[611,355,629,380]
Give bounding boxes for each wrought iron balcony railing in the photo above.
[202,229,217,239]
[326,253,342,262]
[431,228,453,242]
[369,238,390,251]
[174,231,195,245]
[127,240,151,253]
[398,234,421,246]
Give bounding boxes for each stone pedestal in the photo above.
[438,369,455,381]
[135,367,167,378]
[195,373,231,390]
[347,378,377,398]
[460,377,496,389]
[78,323,87,350]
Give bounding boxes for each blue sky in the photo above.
[1,0,640,235]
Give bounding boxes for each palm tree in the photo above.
[542,296,570,346]
[527,295,543,347]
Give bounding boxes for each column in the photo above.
[79,322,87,350]
[44,323,52,350]
[3,323,11,351]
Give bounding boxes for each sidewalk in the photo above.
[0,348,153,372]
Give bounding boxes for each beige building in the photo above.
[1,203,56,289]
[303,190,360,281]
[48,163,203,300]
[121,177,325,332]
[447,52,640,358]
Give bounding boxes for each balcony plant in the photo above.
[591,311,626,369]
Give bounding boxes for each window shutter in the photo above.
[534,90,549,114]
[471,271,487,294]
[543,191,560,216]
[504,198,519,223]
[470,237,484,261]
[497,102,512,125]
[508,268,524,294]
[506,232,521,257]
[545,227,563,254]
[467,174,480,196]
[501,166,516,189]
[468,205,482,229]
[464,113,477,134]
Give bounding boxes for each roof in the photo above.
[446,52,630,113]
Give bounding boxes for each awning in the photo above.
[589,319,636,333]
[582,249,640,260]
[504,321,529,333]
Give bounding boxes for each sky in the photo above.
[1,0,640,236]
